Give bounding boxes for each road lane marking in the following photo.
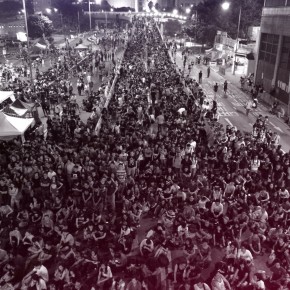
[270,122,283,133]
[225,118,233,126]
[219,112,239,117]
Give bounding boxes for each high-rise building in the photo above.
[255,0,290,105]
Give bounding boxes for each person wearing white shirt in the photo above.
[194,279,211,290]
[237,244,253,264]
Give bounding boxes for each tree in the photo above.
[164,19,182,37]
[155,3,160,11]
[148,1,153,11]
[0,1,22,18]
[183,0,264,45]
[27,15,53,38]
[25,0,34,15]
[79,14,90,33]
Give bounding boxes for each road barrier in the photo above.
[94,38,129,135]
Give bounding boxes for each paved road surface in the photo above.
[174,51,290,153]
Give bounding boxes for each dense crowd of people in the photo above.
[0,17,289,290]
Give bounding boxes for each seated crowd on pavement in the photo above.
[0,17,289,290]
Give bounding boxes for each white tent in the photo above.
[0,112,34,140]
[34,43,47,50]
[75,44,89,50]
[0,91,15,104]
[9,106,28,116]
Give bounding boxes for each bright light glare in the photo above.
[221,1,230,10]
[54,8,58,12]
[186,8,191,14]
[46,8,52,14]
[95,0,101,4]
[172,9,178,15]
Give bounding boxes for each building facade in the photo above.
[255,0,290,104]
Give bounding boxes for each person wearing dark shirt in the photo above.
[0,179,8,205]
[267,262,287,289]
[71,166,81,184]
[40,172,51,200]
[231,260,250,289]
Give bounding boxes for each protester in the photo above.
[0,16,289,290]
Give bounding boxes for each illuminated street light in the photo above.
[46,7,64,36]
[21,0,33,86]
[78,0,101,32]
[186,8,191,14]
[222,1,241,75]
[172,9,178,15]
[221,1,230,10]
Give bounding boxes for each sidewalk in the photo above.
[212,65,289,119]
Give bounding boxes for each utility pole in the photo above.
[22,0,33,87]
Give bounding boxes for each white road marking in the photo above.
[225,118,233,126]
[219,112,239,117]
[270,121,283,133]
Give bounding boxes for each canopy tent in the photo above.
[34,43,47,50]
[18,100,36,110]
[0,91,15,104]
[3,106,27,117]
[75,44,89,50]
[205,47,219,53]
[0,112,34,140]
[2,99,34,118]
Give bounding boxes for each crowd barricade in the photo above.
[94,39,129,135]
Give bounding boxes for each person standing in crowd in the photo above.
[224,80,228,96]
[0,17,289,290]
[213,82,219,101]
[198,70,203,84]
[245,100,252,116]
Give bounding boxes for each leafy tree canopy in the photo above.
[184,0,264,45]
[164,19,182,37]
[27,15,53,38]
[0,1,22,17]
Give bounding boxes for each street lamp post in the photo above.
[77,11,80,35]
[222,1,242,75]
[89,0,92,31]
[89,0,102,32]
[60,13,64,35]
[46,8,64,39]
[22,0,33,86]
[73,1,82,35]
